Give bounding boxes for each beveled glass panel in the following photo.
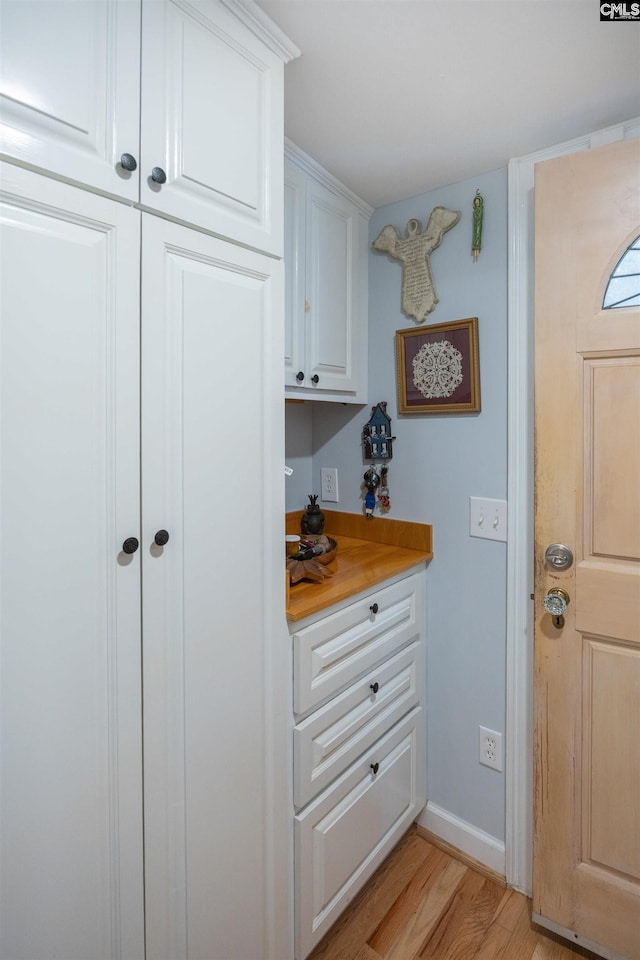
[603,235,640,309]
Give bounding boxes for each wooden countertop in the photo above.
[286,510,433,622]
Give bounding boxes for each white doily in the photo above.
[412,338,463,399]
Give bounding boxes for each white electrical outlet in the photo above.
[479,725,503,772]
[320,467,339,502]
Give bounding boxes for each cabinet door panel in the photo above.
[141,215,287,960]
[284,159,306,386]
[141,0,284,254]
[295,710,424,960]
[0,0,140,200]
[0,165,143,959]
[306,179,360,392]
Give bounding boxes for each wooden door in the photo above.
[0,0,140,201]
[534,137,640,959]
[140,214,289,959]
[0,164,144,958]
[140,0,285,255]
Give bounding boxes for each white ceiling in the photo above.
[257,0,640,208]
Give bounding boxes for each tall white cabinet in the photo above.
[0,2,298,958]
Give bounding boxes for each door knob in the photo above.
[543,587,570,628]
[150,166,167,184]
[119,152,137,172]
[296,370,304,382]
[311,374,319,384]
[154,529,170,546]
[122,536,139,555]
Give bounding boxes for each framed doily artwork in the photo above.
[395,317,481,414]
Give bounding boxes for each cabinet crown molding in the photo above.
[285,138,374,219]
[219,0,301,61]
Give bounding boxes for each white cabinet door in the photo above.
[284,151,369,402]
[305,177,362,393]
[284,158,307,387]
[140,0,285,254]
[141,214,289,960]
[0,0,140,201]
[0,164,144,959]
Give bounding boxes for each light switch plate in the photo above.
[469,497,507,542]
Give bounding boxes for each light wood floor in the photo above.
[307,827,601,960]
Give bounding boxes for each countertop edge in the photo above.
[285,512,433,622]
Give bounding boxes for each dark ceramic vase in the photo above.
[301,495,325,535]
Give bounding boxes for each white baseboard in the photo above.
[417,801,506,878]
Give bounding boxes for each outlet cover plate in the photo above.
[320,467,339,502]
[469,497,507,542]
[479,725,503,772]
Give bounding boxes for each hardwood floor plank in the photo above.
[380,857,468,960]
[367,847,451,955]
[491,888,527,933]
[418,870,487,959]
[501,894,544,959]
[435,877,508,960]
[469,916,515,959]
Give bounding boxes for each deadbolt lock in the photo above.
[544,543,574,571]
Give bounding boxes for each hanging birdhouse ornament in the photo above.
[362,401,395,461]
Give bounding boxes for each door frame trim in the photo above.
[505,116,640,896]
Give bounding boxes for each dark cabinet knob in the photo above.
[311,374,319,384]
[370,603,379,614]
[370,682,379,694]
[154,529,170,546]
[120,153,137,172]
[151,166,167,184]
[122,537,139,555]
[296,371,305,382]
[370,762,379,775]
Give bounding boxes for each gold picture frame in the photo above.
[395,317,481,414]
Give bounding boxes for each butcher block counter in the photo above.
[286,510,433,622]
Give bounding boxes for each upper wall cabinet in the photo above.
[284,142,372,403]
[0,0,298,255]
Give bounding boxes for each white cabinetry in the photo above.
[0,0,294,254]
[0,3,296,957]
[284,141,372,402]
[0,158,289,960]
[290,569,427,959]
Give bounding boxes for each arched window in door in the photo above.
[602,235,640,309]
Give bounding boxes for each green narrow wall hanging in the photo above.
[472,189,484,261]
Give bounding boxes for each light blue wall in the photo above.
[286,165,508,843]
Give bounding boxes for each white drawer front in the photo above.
[293,574,419,715]
[294,709,424,960]
[294,640,422,809]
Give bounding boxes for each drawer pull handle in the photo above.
[370,603,379,614]
[370,682,379,694]
[370,762,379,775]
